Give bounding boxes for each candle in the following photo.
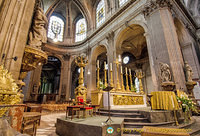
[110,63,112,71]
[171,95,175,109]
[104,61,106,69]
[118,55,121,62]
[121,66,123,74]
[97,60,99,68]
[129,69,131,75]
[125,67,127,75]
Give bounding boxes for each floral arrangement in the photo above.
[176,95,198,113]
[99,80,106,90]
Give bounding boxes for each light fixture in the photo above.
[123,56,129,64]
[78,68,81,73]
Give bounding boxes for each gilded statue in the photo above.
[159,62,172,82]
[28,7,48,48]
[184,61,193,82]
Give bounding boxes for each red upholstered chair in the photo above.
[76,96,93,118]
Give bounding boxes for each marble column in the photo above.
[144,0,186,91]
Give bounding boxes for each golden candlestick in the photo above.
[135,70,145,94]
[97,67,100,89]
[125,68,130,92]
[129,74,133,92]
[110,70,114,87]
[75,56,88,101]
[114,59,121,90]
[104,69,108,88]
[110,63,114,87]
[121,73,125,91]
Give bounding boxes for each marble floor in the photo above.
[36,112,65,136]
[36,112,200,136]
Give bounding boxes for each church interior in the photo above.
[1,0,200,136]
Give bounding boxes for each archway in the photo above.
[90,45,108,91]
[38,56,61,103]
[115,24,153,93]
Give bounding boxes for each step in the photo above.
[99,111,143,118]
[99,109,140,113]
[123,121,175,128]
[124,118,149,123]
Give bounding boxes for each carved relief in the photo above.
[143,0,172,17]
[159,62,172,83]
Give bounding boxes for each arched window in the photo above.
[119,0,128,7]
[47,16,64,42]
[75,18,87,42]
[96,0,105,28]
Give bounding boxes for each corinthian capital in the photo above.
[143,0,172,17]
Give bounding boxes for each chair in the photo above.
[66,106,80,120]
[76,96,93,118]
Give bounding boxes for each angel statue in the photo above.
[28,7,48,48]
[184,61,193,82]
[159,62,172,82]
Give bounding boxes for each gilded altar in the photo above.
[103,92,147,109]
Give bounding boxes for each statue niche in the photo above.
[28,7,48,48]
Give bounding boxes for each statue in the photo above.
[28,7,48,48]
[159,62,172,82]
[184,61,193,82]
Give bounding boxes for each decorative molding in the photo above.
[143,0,172,17]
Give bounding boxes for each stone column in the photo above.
[61,55,71,101]
[144,0,186,91]
[106,31,116,87]
[0,0,35,80]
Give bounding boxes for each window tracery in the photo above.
[47,16,64,42]
[75,18,87,42]
[96,0,105,28]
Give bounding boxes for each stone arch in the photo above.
[114,23,154,93]
[89,44,108,91]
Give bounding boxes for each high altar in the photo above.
[91,57,147,109]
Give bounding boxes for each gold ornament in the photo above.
[0,65,22,117]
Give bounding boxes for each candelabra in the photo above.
[120,66,125,91]
[96,60,100,90]
[129,69,134,92]
[75,56,88,101]
[104,62,108,88]
[125,68,130,92]
[135,70,145,94]
[110,63,114,87]
[114,59,121,90]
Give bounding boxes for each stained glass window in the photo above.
[75,18,87,42]
[96,0,105,28]
[47,16,64,42]
[119,0,128,7]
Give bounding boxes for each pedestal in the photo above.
[161,82,176,91]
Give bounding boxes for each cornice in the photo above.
[143,0,172,17]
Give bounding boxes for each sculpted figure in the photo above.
[28,7,48,48]
[159,62,172,82]
[184,61,193,82]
